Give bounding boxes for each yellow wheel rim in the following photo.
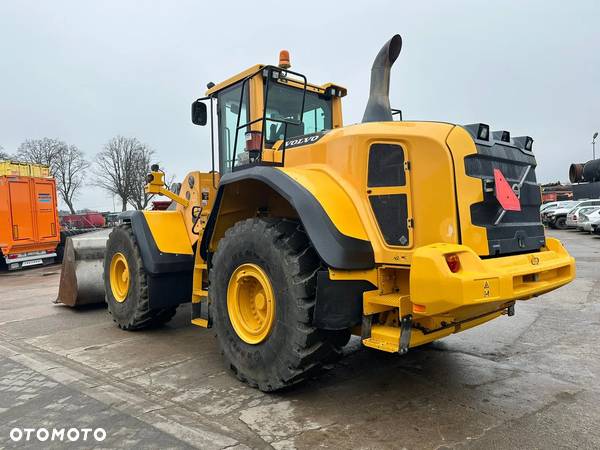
[110,252,130,303]
[227,263,276,345]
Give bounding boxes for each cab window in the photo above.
[264,82,332,144]
[217,83,249,174]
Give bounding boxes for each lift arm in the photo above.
[145,168,189,207]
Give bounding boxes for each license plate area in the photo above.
[22,259,43,267]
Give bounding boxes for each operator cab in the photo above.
[191,52,346,174]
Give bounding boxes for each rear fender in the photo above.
[199,166,375,270]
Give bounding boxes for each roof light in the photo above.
[478,124,489,140]
[525,137,533,150]
[513,136,534,151]
[279,50,291,69]
[464,123,490,141]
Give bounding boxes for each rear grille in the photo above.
[368,144,405,187]
[465,142,545,256]
[367,143,411,247]
[369,194,410,246]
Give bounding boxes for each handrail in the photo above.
[231,65,308,170]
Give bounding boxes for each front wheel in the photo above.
[104,224,176,330]
[210,218,344,391]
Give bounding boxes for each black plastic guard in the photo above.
[313,271,375,330]
[118,211,193,308]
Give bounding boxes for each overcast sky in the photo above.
[1,1,599,211]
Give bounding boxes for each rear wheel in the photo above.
[104,224,176,330]
[210,218,346,391]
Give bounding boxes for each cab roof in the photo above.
[204,64,346,97]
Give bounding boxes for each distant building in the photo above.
[541,182,573,203]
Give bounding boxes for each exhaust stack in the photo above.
[362,34,402,123]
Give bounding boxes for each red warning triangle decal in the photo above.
[493,168,521,211]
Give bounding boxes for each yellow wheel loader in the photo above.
[58,34,575,391]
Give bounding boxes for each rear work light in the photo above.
[477,123,489,140]
[245,131,262,152]
[445,254,461,273]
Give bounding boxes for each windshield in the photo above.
[264,81,332,144]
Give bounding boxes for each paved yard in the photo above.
[0,230,598,449]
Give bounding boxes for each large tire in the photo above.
[210,218,345,391]
[103,224,176,330]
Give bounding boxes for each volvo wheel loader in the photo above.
[60,34,575,391]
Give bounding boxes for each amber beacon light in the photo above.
[279,50,291,69]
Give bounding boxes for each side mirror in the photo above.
[191,100,207,126]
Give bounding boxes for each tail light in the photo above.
[413,303,426,313]
[445,254,461,273]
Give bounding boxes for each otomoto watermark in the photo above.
[9,427,107,443]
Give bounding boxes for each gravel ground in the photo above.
[0,229,598,449]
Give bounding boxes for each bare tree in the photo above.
[15,138,63,167]
[15,138,89,213]
[54,145,90,214]
[128,144,155,210]
[94,136,154,211]
[0,145,12,160]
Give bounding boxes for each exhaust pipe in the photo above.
[362,34,402,123]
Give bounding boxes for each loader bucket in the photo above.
[56,229,111,307]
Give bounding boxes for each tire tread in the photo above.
[210,218,345,391]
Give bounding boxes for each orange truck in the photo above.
[0,161,60,270]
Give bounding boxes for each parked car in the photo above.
[567,205,600,228]
[579,209,600,232]
[540,201,578,223]
[543,200,584,229]
[540,201,560,212]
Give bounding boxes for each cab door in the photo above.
[8,179,35,242]
[33,180,58,241]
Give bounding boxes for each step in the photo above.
[191,318,209,328]
[192,289,208,297]
[362,324,400,353]
[363,292,409,315]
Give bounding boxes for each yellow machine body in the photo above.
[131,37,574,357]
[188,60,575,354]
[94,35,576,392]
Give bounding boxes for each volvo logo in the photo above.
[284,131,327,148]
[530,256,540,265]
